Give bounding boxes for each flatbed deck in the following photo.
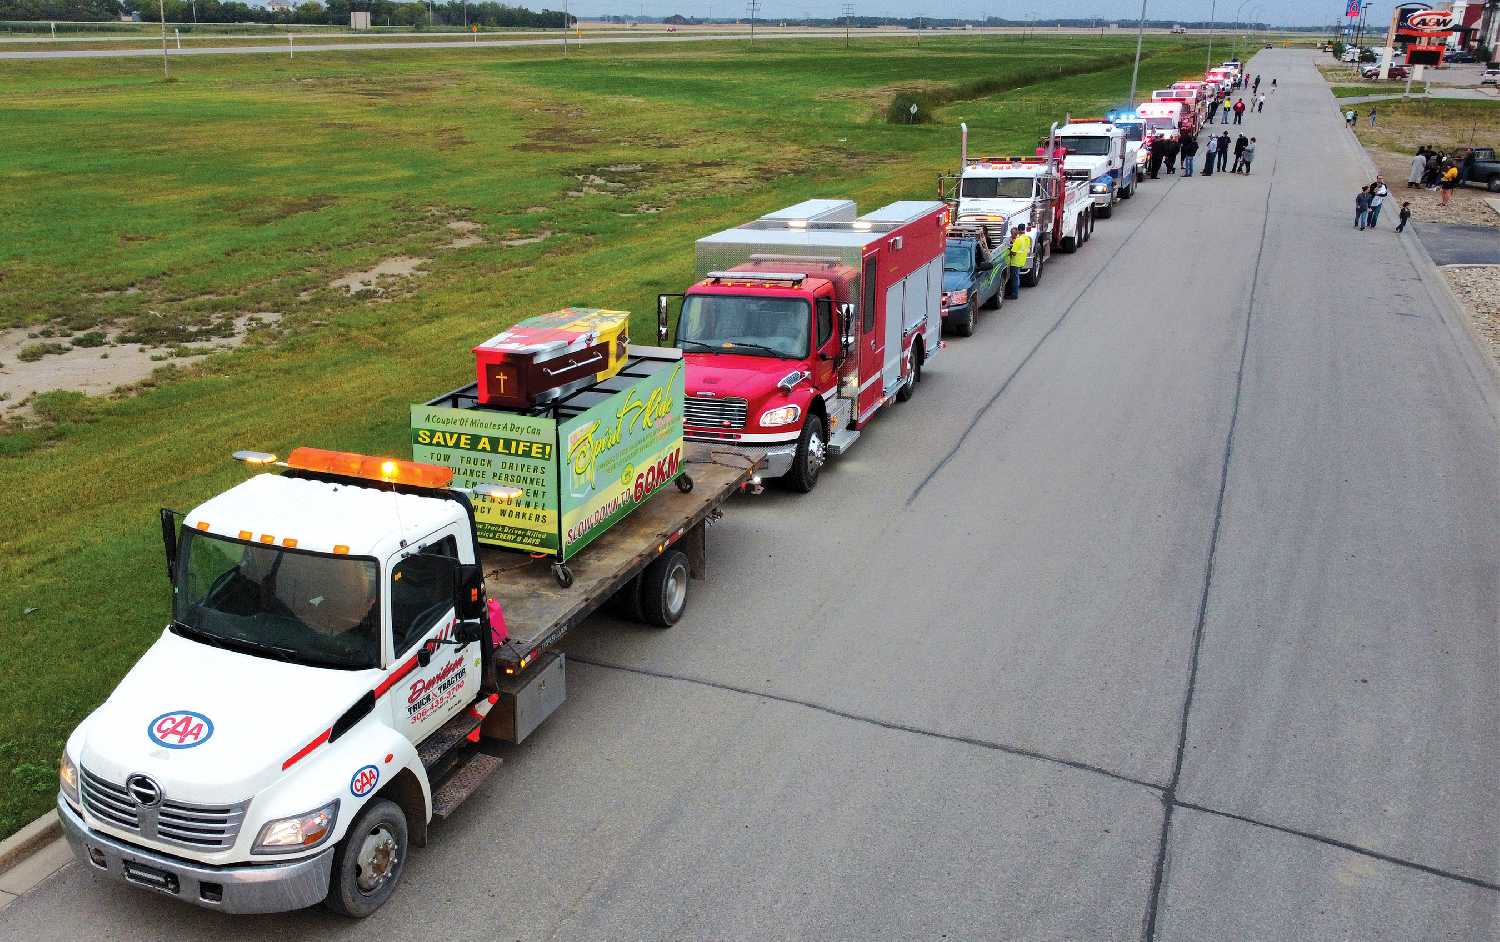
[480,443,756,653]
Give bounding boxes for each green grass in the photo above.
[1347,96,1500,153]
[0,34,1211,839]
[1329,83,1427,98]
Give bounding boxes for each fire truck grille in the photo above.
[80,766,248,850]
[684,396,748,430]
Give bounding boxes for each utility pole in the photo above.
[1205,0,1217,71]
[1127,0,1147,108]
[562,0,569,54]
[746,0,758,43]
[842,1,853,48]
[157,0,169,79]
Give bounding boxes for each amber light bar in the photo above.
[285,446,454,489]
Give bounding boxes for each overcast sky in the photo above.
[578,1,1413,30]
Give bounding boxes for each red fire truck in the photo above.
[657,199,947,493]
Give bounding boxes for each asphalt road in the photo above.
[2,49,1496,940]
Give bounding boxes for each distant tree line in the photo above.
[0,0,571,27]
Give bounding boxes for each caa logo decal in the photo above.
[148,710,214,749]
[350,764,380,799]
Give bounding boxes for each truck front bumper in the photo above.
[684,436,797,480]
[58,798,334,914]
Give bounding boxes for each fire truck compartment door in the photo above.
[918,259,941,358]
[883,281,903,395]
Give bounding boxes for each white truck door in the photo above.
[922,258,942,357]
[883,280,904,394]
[386,534,478,745]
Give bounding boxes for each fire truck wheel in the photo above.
[783,413,826,493]
[953,301,976,337]
[325,799,408,918]
[640,549,689,627]
[896,346,921,402]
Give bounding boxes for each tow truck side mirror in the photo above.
[159,508,180,582]
[454,563,485,623]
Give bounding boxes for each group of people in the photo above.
[1204,74,1274,126]
[1354,175,1412,232]
[1344,106,1378,128]
[1408,145,1464,207]
[1146,130,1258,179]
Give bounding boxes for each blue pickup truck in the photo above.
[941,233,1005,337]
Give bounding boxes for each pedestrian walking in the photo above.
[1355,186,1371,230]
[1241,138,1256,175]
[1147,136,1163,180]
[1271,78,1277,92]
[1007,223,1031,299]
[1408,148,1427,188]
[1345,108,1357,128]
[1217,131,1231,172]
[1164,136,1180,174]
[1232,134,1249,173]
[1203,134,1217,177]
[1369,106,1377,127]
[1233,98,1247,124]
[1440,164,1459,206]
[1367,176,1389,227]
[1395,201,1412,233]
[1256,93,1266,113]
[1181,133,1198,177]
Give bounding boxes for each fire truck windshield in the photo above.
[1058,136,1112,156]
[960,176,1035,199]
[171,529,382,670]
[677,295,810,358]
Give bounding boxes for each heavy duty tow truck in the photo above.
[1055,116,1140,218]
[57,428,753,918]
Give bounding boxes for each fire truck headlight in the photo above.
[759,405,801,428]
[59,751,80,808]
[253,799,340,855]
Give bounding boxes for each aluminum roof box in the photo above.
[855,200,944,226]
[758,199,857,225]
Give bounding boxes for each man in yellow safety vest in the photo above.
[1006,223,1032,299]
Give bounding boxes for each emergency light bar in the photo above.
[285,446,455,490]
[705,271,806,285]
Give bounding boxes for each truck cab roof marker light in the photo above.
[232,450,280,465]
[472,483,525,503]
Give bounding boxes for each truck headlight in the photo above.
[1091,183,1110,194]
[59,751,80,808]
[947,289,969,306]
[253,799,339,855]
[759,405,801,428]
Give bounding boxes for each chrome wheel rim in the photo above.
[667,562,687,614]
[355,825,399,895]
[808,430,826,475]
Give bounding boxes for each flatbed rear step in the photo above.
[431,751,501,822]
[418,711,484,770]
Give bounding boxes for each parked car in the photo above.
[1342,47,1363,62]
[941,232,1004,337]
[1446,50,1476,64]
[1482,68,1500,85]
[1362,64,1410,80]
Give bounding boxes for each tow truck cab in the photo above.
[1056,120,1136,215]
[661,199,946,492]
[57,448,506,917]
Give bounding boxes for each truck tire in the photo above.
[782,413,826,493]
[1096,199,1113,219]
[953,300,976,336]
[1488,174,1500,193]
[896,343,922,401]
[1060,223,1078,254]
[1082,210,1093,242]
[610,574,646,623]
[640,549,689,627]
[325,799,408,919]
[1121,178,1134,200]
[1021,250,1044,287]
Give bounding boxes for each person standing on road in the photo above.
[1355,186,1372,230]
[1256,93,1266,113]
[1217,130,1231,172]
[1222,101,1232,124]
[1207,97,1220,123]
[1241,138,1257,175]
[1271,78,1277,93]
[1369,105,1378,127]
[1396,201,1412,233]
[1164,135,1181,174]
[1181,132,1199,177]
[1253,74,1261,95]
[1006,224,1031,299]
[1232,134,1249,173]
[1440,163,1459,206]
[1367,176,1390,227]
[1424,150,1442,187]
[1233,98,1247,124]
[1203,133,1217,177]
[1409,148,1428,188]
[1147,136,1163,180]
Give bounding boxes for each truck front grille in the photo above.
[80,766,248,851]
[684,395,748,430]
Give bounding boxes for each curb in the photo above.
[0,811,62,878]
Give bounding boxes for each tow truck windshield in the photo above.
[1058,136,1113,156]
[172,529,381,670]
[960,176,1035,199]
[678,294,809,358]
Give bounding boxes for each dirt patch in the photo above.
[0,313,281,407]
[226,194,337,226]
[1442,265,1500,369]
[443,220,485,249]
[329,256,430,294]
[500,229,552,247]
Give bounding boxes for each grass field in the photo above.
[0,34,1209,838]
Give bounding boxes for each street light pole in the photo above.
[1205,0,1217,72]
[1126,0,1148,109]
[157,0,169,79]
